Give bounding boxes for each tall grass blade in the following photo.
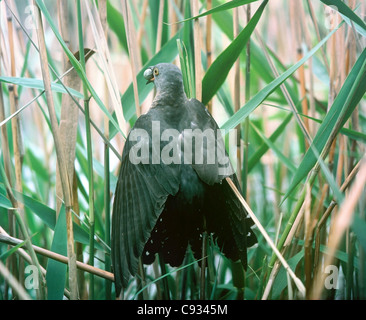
[11,188,105,251]
[177,0,259,23]
[320,0,366,37]
[352,215,366,253]
[177,40,195,98]
[35,0,124,138]
[248,112,293,172]
[221,25,340,131]
[0,76,83,99]
[201,0,268,105]
[283,49,366,202]
[46,205,67,300]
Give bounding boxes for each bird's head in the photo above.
[143,63,184,96]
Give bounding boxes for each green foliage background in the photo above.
[0,0,365,300]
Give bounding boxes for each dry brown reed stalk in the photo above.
[138,0,153,59]
[327,10,344,173]
[137,0,149,49]
[2,202,45,297]
[307,1,330,74]
[0,5,11,179]
[0,5,14,299]
[225,177,306,299]
[300,2,315,136]
[56,42,81,216]
[0,226,47,275]
[155,0,165,53]
[98,0,108,35]
[304,183,328,297]
[6,7,120,163]
[191,0,202,101]
[0,71,11,184]
[0,229,114,282]
[0,226,73,302]
[121,0,141,118]
[5,1,25,54]
[327,14,346,269]
[6,4,23,207]
[206,0,212,113]
[264,148,340,299]
[342,0,357,196]
[313,184,329,270]
[4,1,27,292]
[311,158,366,299]
[33,1,78,300]
[262,260,280,299]
[57,1,86,297]
[97,0,113,300]
[0,139,46,299]
[303,183,312,294]
[57,0,72,61]
[291,1,309,146]
[336,136,345,188]
[262,198,306,299]
[312,158,363,278]
[85,0,127,137]
[297,53,309,137]
[345,3,362,295]
[0,8,44,299]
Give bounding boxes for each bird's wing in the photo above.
[111,113,181,293]
[184,98,235,185]
[185,99,257,268]
[219,175,257,269]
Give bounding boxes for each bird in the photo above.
[111,63,257,295]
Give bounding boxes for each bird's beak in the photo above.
[143,67,154,85]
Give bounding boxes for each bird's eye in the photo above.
[153,68,159,76]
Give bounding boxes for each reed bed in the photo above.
[0,0,365,300]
